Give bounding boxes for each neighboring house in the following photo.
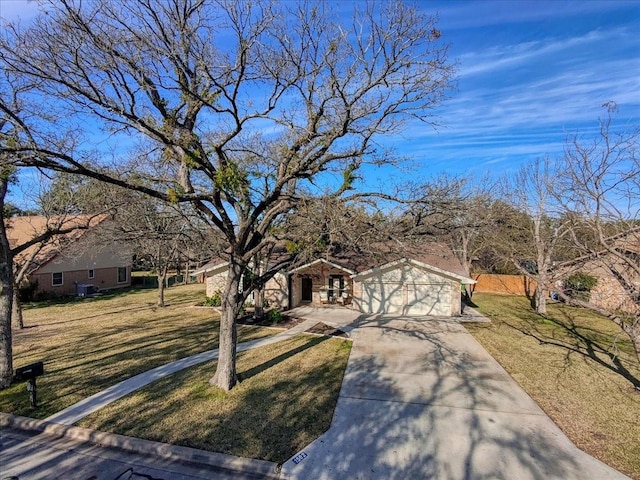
[568,234,640,314]
[6,215,133,296]
[195,243,475,317]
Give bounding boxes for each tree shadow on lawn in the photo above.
[21,304,159,328]
[2,321,270,419]
[238,335,330,382]
[1,325,213,418]
[78,335,348,463]
[502,309,640,390]
[75,320,617,480]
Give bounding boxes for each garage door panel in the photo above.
[363,282,402,314]
[362,282,451,316]
[406,284,451,316]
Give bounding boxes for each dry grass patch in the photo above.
[1,284,275,418]
[79,334,352,463]
[466,293,640,479]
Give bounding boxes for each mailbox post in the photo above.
[14,362,44,408]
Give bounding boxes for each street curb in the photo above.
[0,413,281,479]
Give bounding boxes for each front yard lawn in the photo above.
[1,283,275,418]
[78,334,352,464]
[467,293,640,479]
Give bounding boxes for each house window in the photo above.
[328,275,344,300]
[117,267,127,283]
[52,272,63,286]
[88,269,95,279]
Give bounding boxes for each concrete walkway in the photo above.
[45,317,320,425]
[280,314,630,480]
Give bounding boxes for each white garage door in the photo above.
[363,282,402,314]
[363,282,452,316]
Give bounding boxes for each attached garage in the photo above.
[354,259,474,317]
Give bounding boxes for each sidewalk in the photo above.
[45,317,319,425]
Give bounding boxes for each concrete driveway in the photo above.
[280,312,629,480]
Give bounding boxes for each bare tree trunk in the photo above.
[156,270,166,307]
[533,223,550,315]
[254,287,264,319]
[534,286,547,315]
[0,278,12,388]
[628,319,640,369]
[0,176,14,388]
[11,286,23,329]
[534,264,548,314]
[210,261,242,391]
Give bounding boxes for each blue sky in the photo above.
[2,0,639,203]
[378,0,640,186]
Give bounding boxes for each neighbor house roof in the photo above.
[192,243,293,276]
[6,214,107,273]
[192,260,228,276]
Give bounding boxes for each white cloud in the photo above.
[436,0,633,31]
[457,27,629,78]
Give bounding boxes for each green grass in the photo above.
[1,284,275,418]
[78,335,352,463]
[466,293,640,479]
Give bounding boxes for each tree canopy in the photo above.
[0,0,455,390]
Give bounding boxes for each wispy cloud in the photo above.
[436,0,634,31]
[382,8,640,183]
[457,27,634,78]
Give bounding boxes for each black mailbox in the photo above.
[14,361,44,408]
[14,361,44,382]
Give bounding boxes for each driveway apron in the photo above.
[280,315,629,480]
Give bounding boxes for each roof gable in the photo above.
[192,261,229,275]
[289,258,355,275]
[352,257,476,284]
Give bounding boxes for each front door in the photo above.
[301,277,313,302]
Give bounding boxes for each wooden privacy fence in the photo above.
[470,274,537,297]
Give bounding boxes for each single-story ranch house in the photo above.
[7,215,133,296]
[195,243,475,317]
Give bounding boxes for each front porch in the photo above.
[289,259,355,309]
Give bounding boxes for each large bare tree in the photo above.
[498,158,572,314]
[401,174,500,277]
[0,0,454,390]
[557,104,640,364]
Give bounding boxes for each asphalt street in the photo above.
[0,427,273,480]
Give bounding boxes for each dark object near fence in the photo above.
[14,361,44,408]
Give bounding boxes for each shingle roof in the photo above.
[6,214,107,272]
[325,241,468,277]
[194,241,469,280]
